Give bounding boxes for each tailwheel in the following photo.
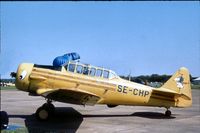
[35,106,50,121]
[165,110,171,117]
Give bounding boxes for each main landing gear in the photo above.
[165,108,171,117]
[35,99,55,121]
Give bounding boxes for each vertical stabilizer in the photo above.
[161,67,192,107]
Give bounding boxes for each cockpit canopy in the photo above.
[63,61,118,79]
[53,52,80,67]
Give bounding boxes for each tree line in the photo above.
[120,74,194,84]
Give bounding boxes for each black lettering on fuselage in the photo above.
[118,85,150,97]
[118,85,123,92]
[134,89,149,97]
[139,90,144,96]
[144,91,149,97]
[123,86,128,94]
[133,89,138,95]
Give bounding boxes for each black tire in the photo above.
[0,111,9,130]
[42,103,55,115]
[165,110,171,117]
[35,106,50,121]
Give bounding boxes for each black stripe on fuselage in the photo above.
[34,64,62,71]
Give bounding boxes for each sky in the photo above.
[1,2,200,78]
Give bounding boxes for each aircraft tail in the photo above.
[161,67,192,107]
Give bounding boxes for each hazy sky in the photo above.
[1,2,200,78]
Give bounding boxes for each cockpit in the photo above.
[63,61,118,79]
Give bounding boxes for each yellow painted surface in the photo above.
[15,63,192,108]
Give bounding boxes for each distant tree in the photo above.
[120,74,195,84]
[0,79,15,83]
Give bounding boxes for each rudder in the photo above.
[161,67,192,107]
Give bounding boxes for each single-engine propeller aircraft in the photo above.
[11,53,192,121]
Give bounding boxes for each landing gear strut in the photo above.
[165,108,171,117]
[35,99,55,121]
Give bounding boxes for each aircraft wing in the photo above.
[151,88,191,101]
[36,88,100,106]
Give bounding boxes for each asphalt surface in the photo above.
[1,89,200,133]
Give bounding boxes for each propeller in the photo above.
[10,72,16,78]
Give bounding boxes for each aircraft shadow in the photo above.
[9,107,83,133]
[132,112,176,119]
[8,107,175,132]
[83,112,175,119]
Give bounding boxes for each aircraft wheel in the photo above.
[165,110,171,117]
[35,106,50,121]
[1,111,9,130]
[42,103,55,114]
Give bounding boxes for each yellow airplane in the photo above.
[11,56,192,121]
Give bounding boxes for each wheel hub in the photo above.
[39,109,48,120]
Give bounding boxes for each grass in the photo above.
[0,86,17,90]
[191,84,200,89]
[1,128,28,133]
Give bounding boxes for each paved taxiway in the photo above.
[1,89,200,133]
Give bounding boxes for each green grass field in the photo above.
[1,128,28,133]
[191,84,200,89]
[0,86,17,90]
